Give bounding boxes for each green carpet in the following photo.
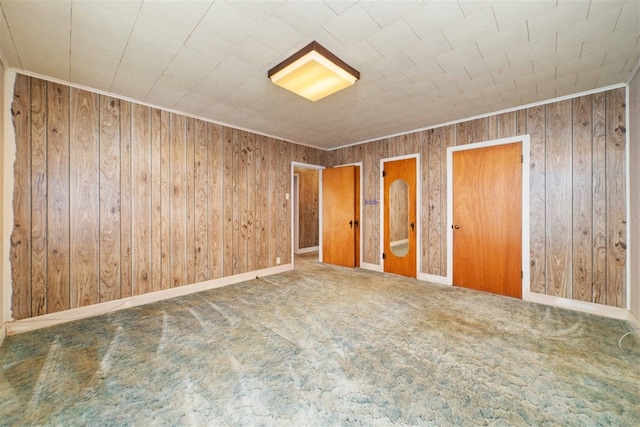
[1,254,638,425]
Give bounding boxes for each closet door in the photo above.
[322,166,358,268]
[383,158,417,277]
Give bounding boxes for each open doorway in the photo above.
[291,163,323,267]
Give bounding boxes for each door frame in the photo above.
[291,162,324,267]
[379,154,421,277]
[446,135,531,299]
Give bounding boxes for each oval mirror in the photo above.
[389,179,409,257]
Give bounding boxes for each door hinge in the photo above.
[382,170,386,177]
[382,253,387,259]
[521,155,523,163]
[521,270,523,279]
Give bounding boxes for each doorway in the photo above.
[383,157,417,277]
[322,165,360,268]
[451,141,523,298]
[291,162,323,266]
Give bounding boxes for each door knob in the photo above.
[454,224,460,229]
[410,222,415,231]
[349,220,353,228]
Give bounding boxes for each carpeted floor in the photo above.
[1,252,639,426]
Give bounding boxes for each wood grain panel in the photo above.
[186,118,196,284]
[11,74,31,320]
[440,125,455,272]
[473,118,488,142]
[545,100,572,299]
[420,130,430,273]
[171,113,187,287]
[99,96,121,302]
[372,140,386,265]
[405,133,421,154]
[497,111,516,138]
[279,139,291,264]
[516,109,527,136]
[238,131,248,274]
[456,121,474,145]
[194,119,209,282]
[208,123,223,279]
[592,92,607,304]
[30,78,47,315]
[150,108,162,292]
[131,103,152,296]
[246,132,256,271]
[119,100,132,299]
[47,82,70,313]
[70,88,100,308]
[223,128,234,275]
[232,129,241,274]
[268,138,278,266]
[605,88,626,308]
[160,110,171,290]
[487,115,498,140]
[363,142,376,264]
[255,134,269,269]
[426,128,443,275]
[571,96,593,302]
[527,105,547,294]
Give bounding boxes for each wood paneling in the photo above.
[11,74,31,320]
[47,82,70,313]
[30,78,47,316]
[528,105,546,294]
[9,75,629,319]
[70,88,100,308]
[330,89,627,308]
[131,103,152,296]
[605,88,626,308]
[99,96,121,302]
[545,100,573,299]
[572,96,593,302]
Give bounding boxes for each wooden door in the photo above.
[322,166,358,268]
[452,142,522,298]
[383,158,417,277]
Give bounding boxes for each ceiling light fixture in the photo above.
[268,41,360,102]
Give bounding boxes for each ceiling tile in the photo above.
[322,4,380,47]
[404,32,452,66]
[464,52,509,80]
[492,0,555,31]
[436,43,482,74]
[366,19,419,57]
[250,14,304,52]
[227,0,283,24]
[323,1,357,15]
[476,25,529,59]
[144,75,192,107]
[405,2,465,39]
[372,50,416,77]
[275,1,337,36]
[162,46,223,86]
[196,2,259,45]
[233,37,279,69]
[442,7,498,49]
[506,34,555,65]
[527,1,590,41]
[359,0,422,28]
[557,7,620,49]
[0,10,20,67]
[342,39,384,67]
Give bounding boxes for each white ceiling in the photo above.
[1,0,638,149]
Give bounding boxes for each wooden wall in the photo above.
[9,74,324,320]
[328,88,627,308]
[629,69,640,319]
[294,167,319,249]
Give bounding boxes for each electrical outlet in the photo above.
[276,257,281,265]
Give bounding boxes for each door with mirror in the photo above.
[383,158,417,277]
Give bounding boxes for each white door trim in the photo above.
[446,135,531,299]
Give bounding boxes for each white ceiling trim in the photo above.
[329,82,628,151]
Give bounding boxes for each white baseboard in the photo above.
[418,272,451,285]
[527,292,637,325]
[295,246,319,254]
[6,264,293,336]
[360,262,383,272]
